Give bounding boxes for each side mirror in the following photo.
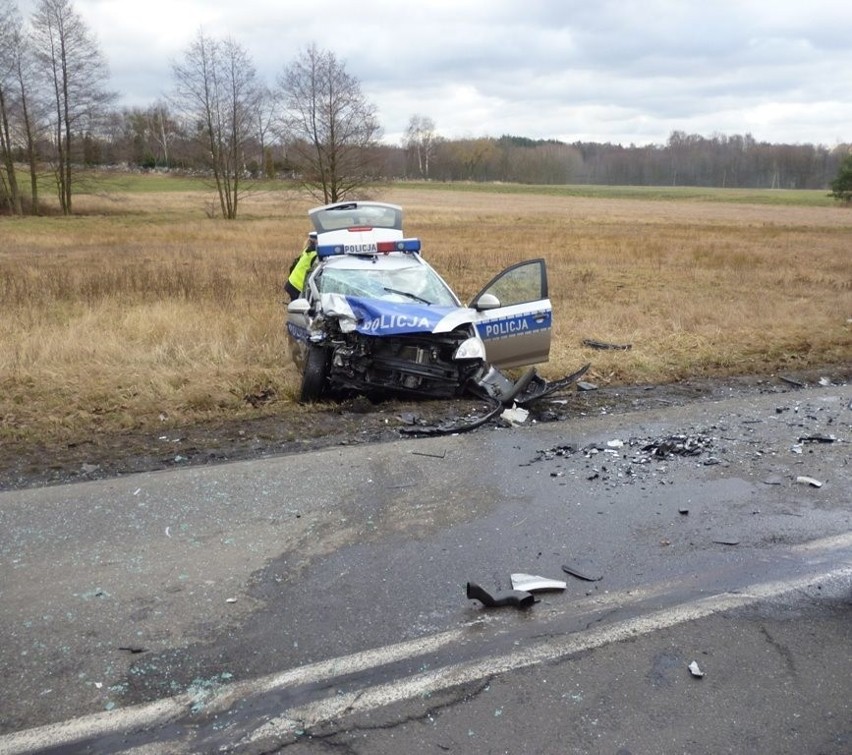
[287,298,311,315]
[473,293,501,311]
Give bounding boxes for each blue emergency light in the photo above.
[317,238,422,258]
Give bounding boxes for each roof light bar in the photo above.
[316,238,421,258]
[376,238,421,254]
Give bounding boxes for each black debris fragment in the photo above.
[410,449,447,459]
[242,387,276,407]
[779,375,805,388]
[538,444,575,460]
[641,434,711,458]
[514,363,592,406]
[530,431,716,487]
[466,582,536,609]
[534,408,561,423]
[561,564,603,582]
[399,400,503,437]
[401,363,591,437]
[582,339,632,351]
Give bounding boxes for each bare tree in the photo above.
[14,34,47,214]
[172,31,261,218]
[6,6,48,214]
[146,100,174,169]
[30,0,113,214]
[0,0,23,213]
[251,85,278,178]
[450,138,501,181]
[112,102,179,168]
[404,114,439,179]
[277,43,381,203]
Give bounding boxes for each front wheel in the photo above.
[299,345,329,403]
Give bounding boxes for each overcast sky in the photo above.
[25,0,852,147]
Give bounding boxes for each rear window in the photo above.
[311,203,402,233]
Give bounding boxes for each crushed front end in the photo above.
[321,326,484,400]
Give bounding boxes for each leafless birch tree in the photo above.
[172,31,261,219]
[277,44,381,203]
[0,0,23,213]
[12,26,44,214]
[30,0,113,214]
[147,101,173,168]
[404,114,439,179]
[253,85,278,178]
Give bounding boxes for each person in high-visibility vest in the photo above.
[284,232,317,300]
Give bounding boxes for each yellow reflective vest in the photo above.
[287,249,317,294]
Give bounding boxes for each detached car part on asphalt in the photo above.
[286,200,585,407]
[466,582,537,610]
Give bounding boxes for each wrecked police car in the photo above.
[286,201,583,408]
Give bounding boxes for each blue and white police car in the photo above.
[286,200,556,404]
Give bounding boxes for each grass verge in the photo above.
[1,181,850,448]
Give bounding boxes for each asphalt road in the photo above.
[1,382,850,754]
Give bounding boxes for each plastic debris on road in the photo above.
[796,476,823,488]
[501,406,529,426]
[466,582,536,609]
[510,573,567,592]
[561,563,603,582]
[688,661,705,678]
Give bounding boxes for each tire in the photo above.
[299,345,329,403]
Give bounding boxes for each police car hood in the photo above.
[320,293,478,336]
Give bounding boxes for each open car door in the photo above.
[468,259,552,369]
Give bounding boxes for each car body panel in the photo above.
[322,295,460,336]
[472,303,553,369]
[469,259,552,368]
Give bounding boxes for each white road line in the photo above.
[2,532,851,755]
[0,629,469,754]
[242,564,852,747]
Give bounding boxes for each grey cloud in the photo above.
[60,0,852,146]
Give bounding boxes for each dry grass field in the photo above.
[1,180,850,449]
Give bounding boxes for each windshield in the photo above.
[317,262,458,306]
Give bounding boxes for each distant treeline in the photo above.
[31,112,846,190]
[390,131,847,189]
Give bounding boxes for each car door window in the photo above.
[472,259,548,307]
[469,259,551,369]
